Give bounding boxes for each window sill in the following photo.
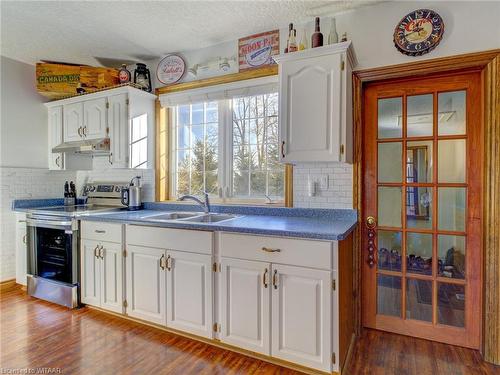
[157,199,285,208]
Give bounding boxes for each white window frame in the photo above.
[166,79,284,205]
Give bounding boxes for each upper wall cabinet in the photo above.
[45,86,156,170]
[274,41,356,163]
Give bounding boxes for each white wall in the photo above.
[0,55,48,168]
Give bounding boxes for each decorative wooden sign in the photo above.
[156,54,186,85]
[238,30,279,71]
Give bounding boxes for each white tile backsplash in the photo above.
[293,162,353,209]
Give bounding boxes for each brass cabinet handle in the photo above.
[263,268,269,288]
[55,156,60,167]
[94,245,99,258]
[108,153,113,165]
[262,247,281,253]
[166,255,172,271]
[22,235,27,244]
[159,254,165,270]
[281,141,285,158]
[272,269,278,290]
[99,246,104,259]
[95,230,106,234]
[82,126,87,137]
[78,127,82,137]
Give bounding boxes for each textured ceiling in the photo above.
[0,0,383,67]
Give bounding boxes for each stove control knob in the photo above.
[90,186,96,192]
[115,186,120,192]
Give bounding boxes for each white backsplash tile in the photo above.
[293,162,353,209]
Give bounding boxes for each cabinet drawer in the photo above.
[126,225,213,255]
[220,233,335,270]
[81,221,122,243]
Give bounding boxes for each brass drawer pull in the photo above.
[94,245,99,258]
[263,268,269,288]
[159,254,165,270]
[99,246,104,259]
[262,247,281,253]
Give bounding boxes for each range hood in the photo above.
[52,138,110,154]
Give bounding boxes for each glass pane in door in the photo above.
[378,142,402,182]
[377,275,401,317]
[438,139,466,183]
[378,97,403,139]
[378,231,402,271]
[406,187,432,229]
[438,91,466,135]
[437,283,465,327]
[406,278,433,322]
[406,141,433,183]
[407,94,433,137]
[378,187,402,227]
[406,232,433,276]
[438,235,466,279]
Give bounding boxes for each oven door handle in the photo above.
[26,218,73,231]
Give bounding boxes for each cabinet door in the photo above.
[271,264,332,372]
[84,97,107,139]
[100,241,123,313]
[81,239,101,307]
[48,106,63,170]
[220,258,271,355]
[63,102,84,142]
[279,53,342,162]
[108,94,129,168]
[166,250,213,338]
[15,215,27,286]
[126,245,166,325]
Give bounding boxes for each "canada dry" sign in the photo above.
[238,30,279,72]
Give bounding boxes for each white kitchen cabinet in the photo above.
[45,86,156,170]
[125,244,166,325]
[220,258,271,355]
[63,102,84,142]
[273,41,356,163]
[107,94,129,168]
[81,239,101,307]
[81,239,123,313]
[15,213,27,286]
[271,264,332,372]
[48,106,63,170]
[83,97,107,139]
[166,250,213,338]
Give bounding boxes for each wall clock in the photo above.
[393,9,444,56]
[156,54,186,85]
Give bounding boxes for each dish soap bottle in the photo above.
[299,29,307,50]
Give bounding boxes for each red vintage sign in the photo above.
[238,30,279,71]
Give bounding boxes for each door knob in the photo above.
[366,216,376,229]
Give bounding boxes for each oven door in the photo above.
[26,216,79,285]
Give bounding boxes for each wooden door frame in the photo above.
[352,49,500,364]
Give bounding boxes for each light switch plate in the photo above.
[320,175,329,190]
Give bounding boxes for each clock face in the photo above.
[394,9,444,56]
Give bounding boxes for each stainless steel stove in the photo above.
[26,182,127,308]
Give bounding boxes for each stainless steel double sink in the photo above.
[139,211,240,224]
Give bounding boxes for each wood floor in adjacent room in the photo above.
[1,288,499,375]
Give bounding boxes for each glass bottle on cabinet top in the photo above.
[311,17,324,48]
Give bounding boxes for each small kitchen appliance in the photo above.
[26,181,128,308]
[121,176,143,211]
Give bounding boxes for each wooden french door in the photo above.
[362,71,482,348]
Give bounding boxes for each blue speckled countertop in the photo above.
[12,200,358,241]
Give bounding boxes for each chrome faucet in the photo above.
[178,192,211,214]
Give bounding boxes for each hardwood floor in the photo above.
[1,288,499,375]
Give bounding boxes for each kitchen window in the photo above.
[129,113,148,169]
[170,91,284,203]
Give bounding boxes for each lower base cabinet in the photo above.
[220,258,271,355]
[271,264,332,372]
[81,239,123,313]
[16,213,27,286]
[125,244,166,325]
[166,250,213,338]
